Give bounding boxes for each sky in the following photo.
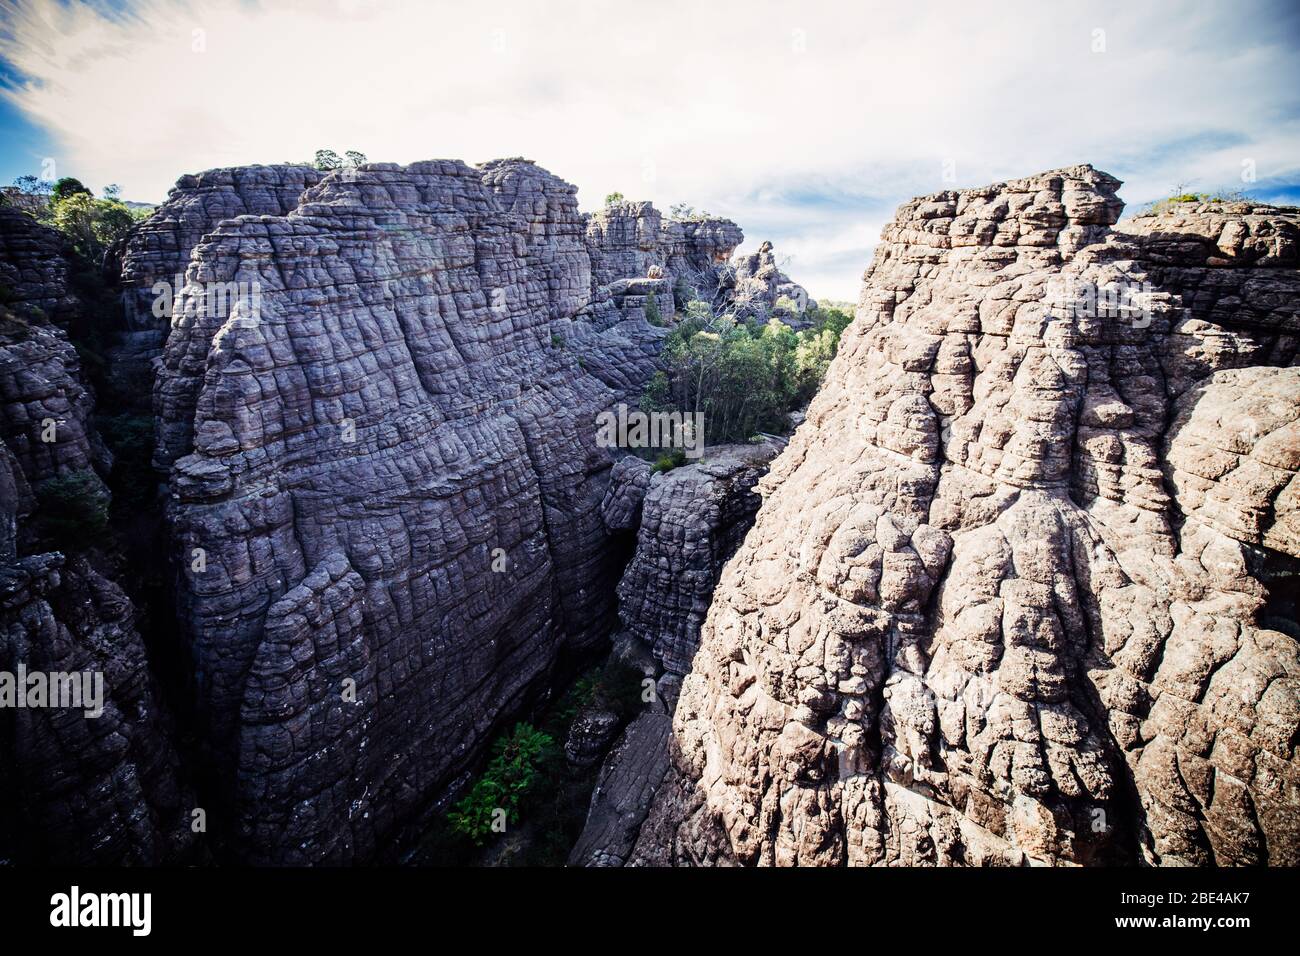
[1,0,1298,301]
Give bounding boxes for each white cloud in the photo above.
[2,0,1297,299]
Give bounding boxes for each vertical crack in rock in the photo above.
[569,441,781,866]
[631,167,1299,867]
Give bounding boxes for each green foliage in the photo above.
[102,183,121,200]
[97,414,156,511]
[343,150,367,168]
[34,469,111,548]
[668,202,713,221]
[51,178,92,202]
[672,276,695,310]
[447,723,556,846]
[644,290,664,326]
[652,449,687,473]
[12,175,52,197]
[314,149,343,171]
[604,191,624,206]
[1146,186,1249,215]
[550,331,566,349]
[49,192,135,261]
[642,304,853,445]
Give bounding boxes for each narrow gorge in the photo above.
[1,159,1295,869]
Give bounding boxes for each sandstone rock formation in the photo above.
[628,169,1299,867]
[584,200,743,315]
[0,206,81,327]
[113,165,323,402]
[0,210,195,864]
[145,158,752,863]
[605,442,780,675]
[731,239,816,324]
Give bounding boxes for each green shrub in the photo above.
[49,192,134,262]
[447,723,556,846]
[604,191,624,206]
[51,177,92,203]
[652,449,687,473]
[640,303,852,446]
[98,414,155,510]
[550,331,565,349]
[34,469,111,548]
[644,291,664,326]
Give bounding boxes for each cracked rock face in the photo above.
[585,201,744,312]
[0,211,195,864]
[605,442,780,675]
[152,159,679,863]
[636,167,1299,867]
[0,207,80,327]
[112,166,324,404]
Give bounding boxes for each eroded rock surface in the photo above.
[608,442,781,675]
[731,239,816,324]
[585,201,743,314]
[151,159,704,863]
[634,169,1299,867]
[0,210,195,863]
[114,165,323,401]
[571,442,780,864]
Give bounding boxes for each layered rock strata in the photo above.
[0,210,195,864]
[630,169,1299,867]
[584,200,743,311]
[605,442,780,674]
[113,166,323,401]
[150,159,689,863]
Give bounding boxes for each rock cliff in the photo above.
[144,158,749,862]
[731,239,816,324]
[113,165,324,403]
[0,210,195,864]
[628,167,1299,867]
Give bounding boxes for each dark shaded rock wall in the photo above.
[0,210,195,865]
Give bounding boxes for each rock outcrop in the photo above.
[0,210,195,864]
[113,165,323,402]
[584,200,743,314]
[605,442,780,675]
[730,239,816,324]
[148,159,710,863]
[0,206,80,327]
[630,169,1299,867]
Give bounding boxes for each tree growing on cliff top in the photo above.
[49,192,134,262]
[51,177,92,202]
[12,175,52,196]
[314,149,343,170]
